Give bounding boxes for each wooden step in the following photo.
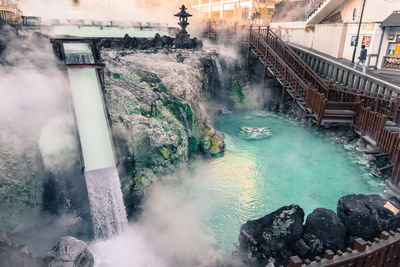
[321,118,353,126]
[324,110,355,116]
[386,121,396,127]
[323,114,354,119]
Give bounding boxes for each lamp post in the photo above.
[352,0,366,63]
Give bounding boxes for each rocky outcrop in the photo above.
[337,194,400,241]
[238,205,304,266]
[43,236,94,267]
[303,208,346,256]
[100,33,202,50]
[238,194,400,266]
[102,48,225,216]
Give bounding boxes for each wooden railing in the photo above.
[248,29,309,103]
[391,147,400,186]
[329,84,400,121]
[256,26,328,94]
[289,229,400,267]
[354,107,387,142]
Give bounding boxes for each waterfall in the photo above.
[177,103,192,137]
[85,167,128,239]
[213,55,224,89]
[65,52,95,65]
[63,43,95,65]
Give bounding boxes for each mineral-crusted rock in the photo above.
[303,208,346,255]
[43,236,94,267]
[238,205,304,266]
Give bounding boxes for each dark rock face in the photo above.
[100,33,201,50]
[239,205,304,266]
[43,236,94,267]
[337,194,400,240]
[303,208,346,255]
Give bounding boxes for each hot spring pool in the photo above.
[182,110,385,253]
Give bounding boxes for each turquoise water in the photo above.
[183,110,385,253]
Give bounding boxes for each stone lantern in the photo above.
[174,4,192,35]
[174,4,200,48]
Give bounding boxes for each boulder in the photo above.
[153,33,163,48]
[239,205,304,266]
[303,208,346,255]
[43,236,94,267]
[337,194,400,240]
[290,239,310,257]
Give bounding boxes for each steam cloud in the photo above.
[0,26,85,254]
[19,0,194,25]
[90,172,225,267]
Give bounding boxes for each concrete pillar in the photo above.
[198,0,201,17]
[220,1,223,20]
[208,0,211,18]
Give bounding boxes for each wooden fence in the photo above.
[289,229,400,267]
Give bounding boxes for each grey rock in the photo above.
[43,236,94,267]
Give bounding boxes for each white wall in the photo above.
[341,0,400,23]
[312,23,347,58]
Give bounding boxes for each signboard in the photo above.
[362,36,371,47]
[383,56,400,69]
[351,36,357,46]
[387,43,400,56]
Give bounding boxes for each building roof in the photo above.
[382,10,400,27]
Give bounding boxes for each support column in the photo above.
[220,1,223,20]
[198,0,201,17]
[208,0,211,18]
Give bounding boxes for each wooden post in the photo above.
[289,256,302,267]
[394,98,400,123]
[246,30,251,68]
[354,238,367,252]
[324,250,334,260]
[380,231,390,240]
[282,68,287,104]
[263,48,268,83]
[317,96,327,128]
[326,81,332,100]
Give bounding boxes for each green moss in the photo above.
[136,70,169,93]
[188,136,198,155]
[137,70,162,84]
[133,174,144,186]
[230,80,245,104]
[209,135,223,156]
[113,73,123,79]
[162,96,192,131]
[160,146,171,160]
